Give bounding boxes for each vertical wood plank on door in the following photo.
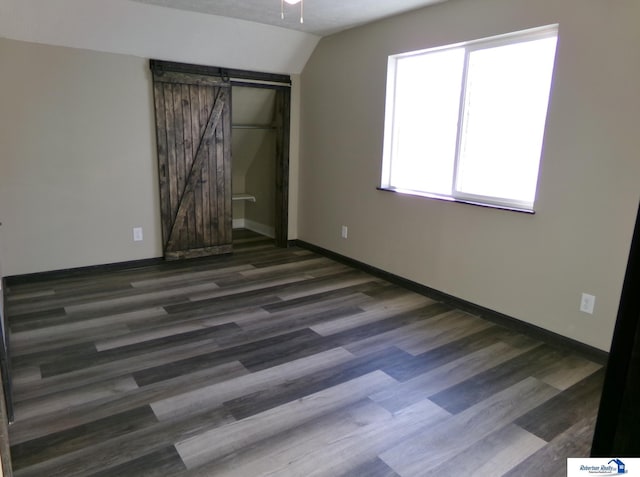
[214,87,224,247]
[205,87,217,246]
[221,95,232,246]
[211,122,220,245]
[191,85,201,249]
[163,84,179,246]
[181,83,195,250]
[192,88,204,248]
[200,86,212,247]
[189,84,203,250]
[196,87,211,244]
[152,83,171,245]
[200,88,211,247]
[173,83,189,250]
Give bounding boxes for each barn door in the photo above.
[151,65,232,260]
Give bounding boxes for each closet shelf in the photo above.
[232,193,256,202]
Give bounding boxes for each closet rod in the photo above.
[232,124,277,130]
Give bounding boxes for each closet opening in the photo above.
[231,83,289,248]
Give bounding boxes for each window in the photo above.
[381,26,558,211]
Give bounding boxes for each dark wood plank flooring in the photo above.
[4,230,603,476]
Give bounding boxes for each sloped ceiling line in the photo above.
[0,0,447,74]
[0,0,319,74]
[132,0,448,36]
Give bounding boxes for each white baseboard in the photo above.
[233,218,275,238]
[244,219,275,238]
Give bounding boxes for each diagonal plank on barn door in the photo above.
[165,87,229,254]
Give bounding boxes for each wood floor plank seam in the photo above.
[5,230,603,476]
[9,361,249,445]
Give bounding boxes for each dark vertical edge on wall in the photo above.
[0,337,12,425]
[0,276,14,475]
[0,278,12,424]
[0,376,12,477]
[274,88,291,248]
[591,202,640,456]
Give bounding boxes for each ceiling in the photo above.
[131,0,447,36]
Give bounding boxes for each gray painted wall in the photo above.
[298,0,640,351]
[0,40,301,276]
[0,39,162,275]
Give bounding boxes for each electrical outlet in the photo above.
[580,293,595,314]
[341,225,348,239]
[133,227,143,242]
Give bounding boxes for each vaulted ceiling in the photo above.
[132,0,447,36]
[0,0,447,74]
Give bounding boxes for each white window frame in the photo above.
[380,25,559,212]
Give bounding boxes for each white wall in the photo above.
[298,0,640,351]
[0,0,319,75]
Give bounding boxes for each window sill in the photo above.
[376,187,535,214]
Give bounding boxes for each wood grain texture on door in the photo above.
[152,69,232,260]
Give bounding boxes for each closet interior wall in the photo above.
[231,86,277,240]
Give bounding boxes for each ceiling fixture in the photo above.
[281,0,304,24]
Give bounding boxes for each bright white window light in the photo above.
[389,48,464,195]
[381,26,558,211]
